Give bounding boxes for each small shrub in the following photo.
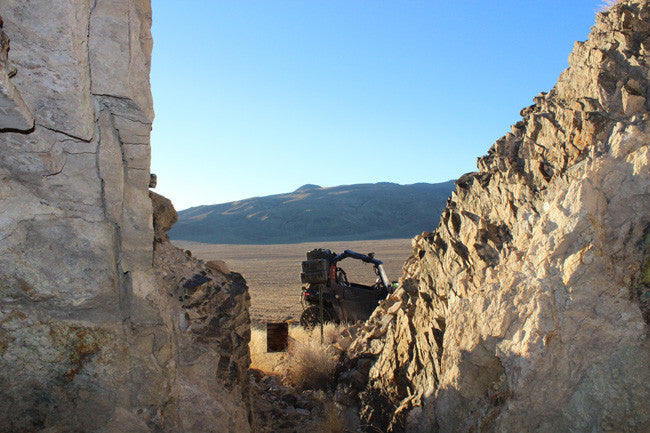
[320,401,345,433]
[321,322,343,345]
[249,326,267,355]
[285,337,338,390]
[249,322,355,390]
[288,323,311,343]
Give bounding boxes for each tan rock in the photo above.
[150,191,178,242]
[342,2,650,432]
[207,259,231,275]
[2,0,94,140]
[0,1,252,432]
[89,0,154,121]
[622,84,646,115]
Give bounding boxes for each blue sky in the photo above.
[150,0,608,210]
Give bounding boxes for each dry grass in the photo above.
[174,238,412,324]
[250,326,286,374]
[250,322,353,391]
[320,401,345,433]
[286,337,338,390]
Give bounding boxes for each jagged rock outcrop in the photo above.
[0,1,252,431]
[341,2,650,432]
[152,193,253,432]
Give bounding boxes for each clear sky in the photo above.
[150,0,609,210]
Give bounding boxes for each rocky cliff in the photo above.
[0,2,251,431]
[340,2,650,431]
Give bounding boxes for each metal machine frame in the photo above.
[299,249,394,327]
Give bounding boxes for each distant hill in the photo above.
[169,181,456,244]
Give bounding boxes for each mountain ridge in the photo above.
[170,181,456,244]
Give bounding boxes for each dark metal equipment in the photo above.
[299,248,395,328]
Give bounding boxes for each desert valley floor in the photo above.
[174,238,413,323]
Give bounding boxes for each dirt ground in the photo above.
[173,239,413,324]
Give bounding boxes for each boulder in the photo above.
[207,259,231,275]
[150,190,178,241]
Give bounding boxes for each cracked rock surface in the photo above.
[0,14,33,131]
[340,2,650,432]
[0,1,252,431]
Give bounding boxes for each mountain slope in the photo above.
[169,181,455,244]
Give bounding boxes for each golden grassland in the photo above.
[249,323,347,386]
[173,238,413,324]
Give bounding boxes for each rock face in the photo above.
[0,15,33,131]
[341,2,650,432]
[153,195,253,433]
[0,1,252,431]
